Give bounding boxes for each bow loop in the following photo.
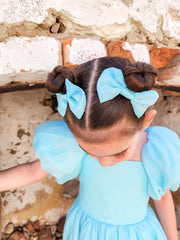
[56,94,68,117]
[56,79,86,119]
[131,90,159,118]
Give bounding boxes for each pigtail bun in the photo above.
[46,66,74,93]
[123,62,157,92]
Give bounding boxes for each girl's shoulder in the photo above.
[145,125,180,139]
[34,120,70,136]
[142,125,180,200]
[33,120,73,151]
[33,120,86,184]
[143,125,180,155]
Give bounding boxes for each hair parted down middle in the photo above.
[46,57,157,137]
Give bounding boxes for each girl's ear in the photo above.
[141,110,157,130]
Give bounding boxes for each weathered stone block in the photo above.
[107,41,150,63]
[149,46,180,91]
[107,41,134,62]
[63,38,107,70]
[0,37,62,87]
[149,46,180,69]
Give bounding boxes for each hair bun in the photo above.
[123,62,157,92]
[46,66,74,93]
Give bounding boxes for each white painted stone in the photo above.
[162,1,180,40]
[123,42,150,63]
[47,0,132,38]
[0,37,61,75]
[60,0,129,26]
[64,38,107,65]
[131,0,180,40]
[0,0,50,24]
[1,0,180,41]
[130,0,163,33]
[0,0,129,26]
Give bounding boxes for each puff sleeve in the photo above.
[142,126,180,200]
[33,120,87,184]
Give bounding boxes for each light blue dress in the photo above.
[33,120,180,240]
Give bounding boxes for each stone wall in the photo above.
[0,0,180,236]
[0,0,180,46]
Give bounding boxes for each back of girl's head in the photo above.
[46,57,157,139]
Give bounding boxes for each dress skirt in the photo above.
[63,198,167,240]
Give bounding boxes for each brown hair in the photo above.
[46,57,157,140]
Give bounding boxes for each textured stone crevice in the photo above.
[0,22,50,42]
[127,16,175,47]
[0,9,62,42]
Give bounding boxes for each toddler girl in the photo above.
[1,57,180,240]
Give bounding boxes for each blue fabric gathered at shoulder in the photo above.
[33,120,87,184]
[142,126,180,200]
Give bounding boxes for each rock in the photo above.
[56,231,63,238]
[38,227,53,240]
[56,216,66,233]
[50,23,60,33]
[127,32,147,43]
[23,231,30,240]
[8,231,25,240]
[33,220,40,231]
[61,179,79,199]
[32,230,38,236]
[50,224,57,235]
[22,226,30,236]
[4,222,14,235]
[30,236,38,240]
[25,220,34,232]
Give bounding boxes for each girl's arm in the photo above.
[0,160,49,192]
[152,189,178,240]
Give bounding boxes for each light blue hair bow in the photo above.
[56,79,86,119]
[97,67,159,118]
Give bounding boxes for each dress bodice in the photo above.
[79,156,149,225]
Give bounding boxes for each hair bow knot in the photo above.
[56,79,86,119]
[97,67,159,118]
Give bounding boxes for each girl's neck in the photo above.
[128,130,148,162]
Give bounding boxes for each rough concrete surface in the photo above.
[0,89,72,231]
